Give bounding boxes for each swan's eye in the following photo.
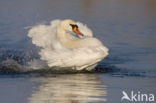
[70,24,84,36]
[70,24,78,29]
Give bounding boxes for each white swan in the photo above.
[28,19,108,70]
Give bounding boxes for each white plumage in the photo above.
[28,19,108,70]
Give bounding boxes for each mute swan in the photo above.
[57,19,104,49]
[28,19,108,71]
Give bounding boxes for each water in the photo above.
[0,0,156,103]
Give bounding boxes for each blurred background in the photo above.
[0,0,156,103]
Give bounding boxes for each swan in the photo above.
[28,19,108,71]
[57,19,103,48]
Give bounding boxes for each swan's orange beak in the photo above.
[73,27,84,36]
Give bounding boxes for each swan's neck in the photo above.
[57,26,81,48]
[56,25,102,49]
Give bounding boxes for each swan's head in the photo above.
[60,19,84,36]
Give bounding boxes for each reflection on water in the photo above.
[28,74,107,103]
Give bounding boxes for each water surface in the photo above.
[0,0,156,103]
